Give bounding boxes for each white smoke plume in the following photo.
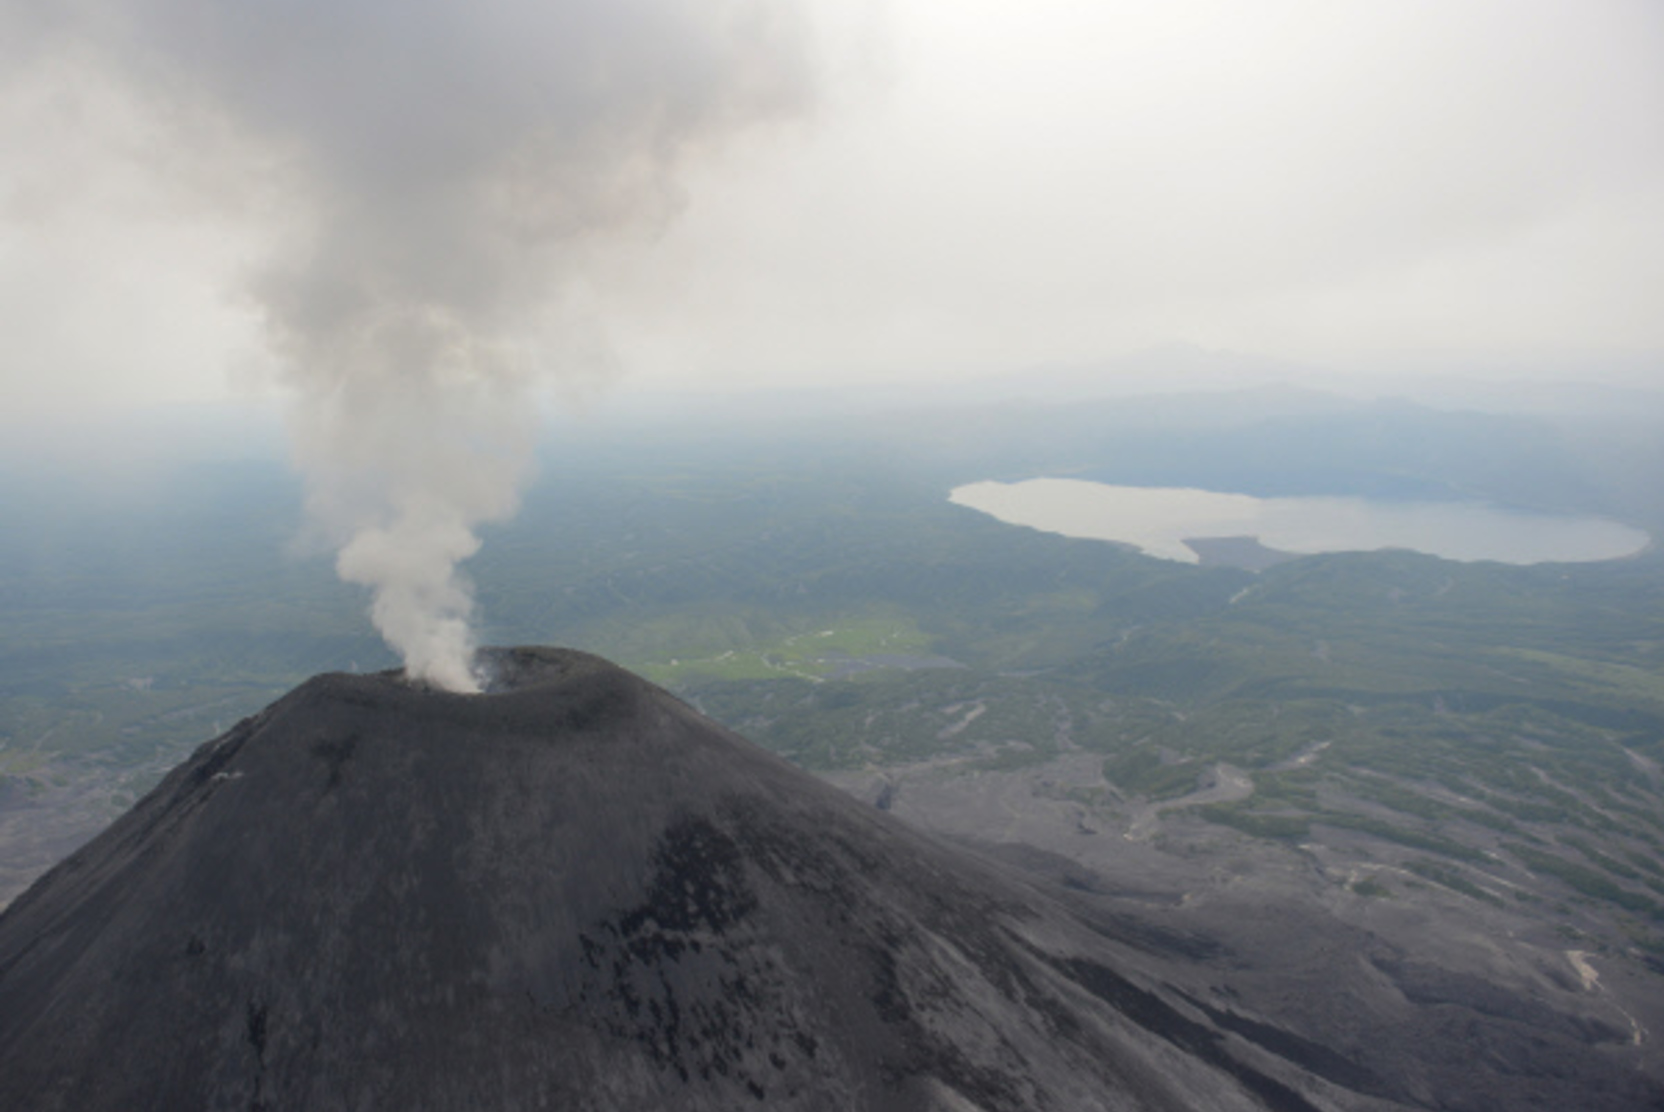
[2,0,815,690]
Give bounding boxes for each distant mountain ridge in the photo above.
[0,647,1373,1112]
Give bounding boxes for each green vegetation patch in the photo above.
[1504,842,1664,919]
[636,612,936,686]
[1401,859,1504,905]
[1314,812,1484,863]
[1198,803,1311,841]
[1103,748,1203,800]
[1335,773,1457,822]
[1561,835,1643,881]
[1497,648,1664,706]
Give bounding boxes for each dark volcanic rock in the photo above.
[1,647,1380,1111]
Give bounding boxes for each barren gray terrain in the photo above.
[0,648,1396,1112]
[4,393,1662,1108]
[5,650,1660,1110]
[830,752,1664,1111]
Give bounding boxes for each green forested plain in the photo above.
[3,392,1663,939]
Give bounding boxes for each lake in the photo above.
[949,479,1651,566]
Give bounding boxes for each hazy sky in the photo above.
[2,0,1660,415]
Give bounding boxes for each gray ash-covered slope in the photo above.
[1,648,1384,1112]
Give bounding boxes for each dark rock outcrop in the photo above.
[0,647,1377,1111]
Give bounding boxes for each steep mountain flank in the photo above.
[0,648,1383,1111]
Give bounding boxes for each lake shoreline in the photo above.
[950,479,1652,567]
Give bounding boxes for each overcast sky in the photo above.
[2,0,1660,417]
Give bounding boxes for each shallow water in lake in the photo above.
[950,479,1651,565]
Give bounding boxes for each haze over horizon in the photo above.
[2,0,1661,685]
[0,0,1659,417]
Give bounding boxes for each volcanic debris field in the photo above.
[4,392,1664,1107]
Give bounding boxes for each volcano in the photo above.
[0,648,1378,1110]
